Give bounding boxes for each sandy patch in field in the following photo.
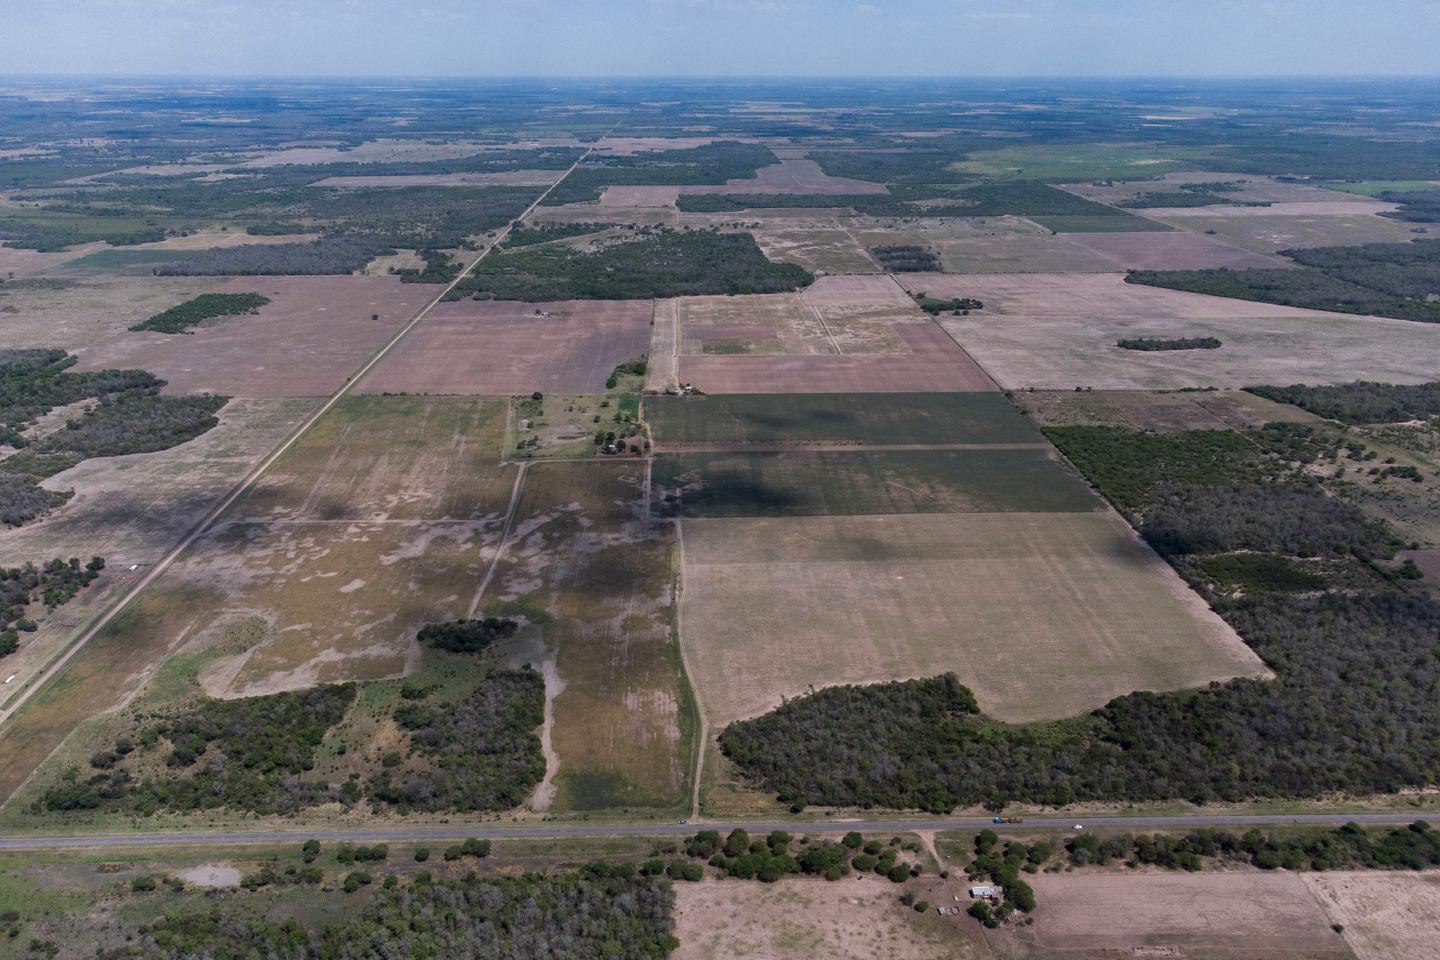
[1139,199,1400,218]
[1304,872,1440,960]
[673,876,985,960]
[600,185,680,207]
[313,170,560,188]
[681,157,888,196]
[677,322,996,393]
[177,864,241,888]
[1012,872,1351,958]
[907,272,1440,389]
[0,275,219,350]
[1062,230,1287,270]
[72,276,430,396]
[358,298,654,396]
[680,511,1265,727]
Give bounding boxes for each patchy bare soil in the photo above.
[1304,872,1440,960]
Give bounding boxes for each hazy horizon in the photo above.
[3,0,1439,79]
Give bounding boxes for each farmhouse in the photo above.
[969,885,998,900]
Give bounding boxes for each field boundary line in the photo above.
[0,139,607,743]
[889,272,1004,390]
[672,515,706,822]
[465,461,530,618]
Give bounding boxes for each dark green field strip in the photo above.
[645,392,1042,446]
[653,449,1100,518]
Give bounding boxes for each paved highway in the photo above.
[0,812,1429,851]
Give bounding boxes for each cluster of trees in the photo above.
[0,557,104,654]
[1128,239,1440,323]
[1378,189,1440,223]
[912,293,983,316]
[0,474,67,528]
[681,828,922,884]
[870,245,939,272]
[1067,821,1440,872]
[607,357,647,389]
[417,617,519,653]
[129,292,270,334]
[964,830,1040,925]
[1116,336,1222,351]
[542,141,779,205]
[42,684,355,815]
[115,864,676,960]
[0,218,165,252]
[1249,381,1440,424]
[721,415,1440,811]
[500,222,607,248]
[448,229,812,302]
[1119,181,1266,209]
[368,668,545,813]
[156,237,394,276]
[393,249,460,284]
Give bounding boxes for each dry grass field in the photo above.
[359,298,654,396]
[72,276,431,396]
[1061,230,1287,270]
[1009,872,1353,959]
[0,275,219,350]
[312,170,561,188]
[679,511,1264,726]
[672,876,986,960]
[1137,211,1422,252]
[480,460,690,812]
[1139,199,1400,219]
[909,272,1440,389]
[749,220,879,274]
[852,216,1120,274]
[1016,388,1319,432]
[1304,872,1440,960]
[1063,172,1386,206]
[680,157,887,195]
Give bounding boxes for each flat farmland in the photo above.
[911,272,1440,389]
[800,273,920,322]
[654,448,1099,518]
[750,222,878,274]
[679,157,887,196]
[647,392,1042,447]
[481,460,689,812]
[0,242,103,277]
[0,275,219,350]
[1139,199,1400,219]
[358,298,654,395]
[1061,230,1287,270]
[1066,172,1392,206]
[1008,872,1353,959]
[679,512,1263,726]
[1304,872,1440,960]
[672,292,818,356]
[1138,210,1421,252]
[0,397,516,808]
[599,185,680,207]
[673,876,985,960]
[677,323,996,393]
[1018,388,1318,432]
[72,276,431,396]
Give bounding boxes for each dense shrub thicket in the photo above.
[869,245,939,272]
[114,866,676,960]
[448,229,812,301]
[1127,239,1440,323]
[1116,336,1221,351]
[393,249,460,284]
[42,685,356,815]
[369,669,545,813]
[417,617,519,653]
[1379,189,1440,223]
[1248,381,1440,424]
[1066,821,1440,872]
[500,221,607,248]
[129,293,270,334]
[912,294,983,316]
[156,237,394,276]
[720,417,1440,811]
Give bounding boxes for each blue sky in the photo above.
[2,0,1438,77]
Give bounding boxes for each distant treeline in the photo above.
[1249,381,1440,424]
[1116,336,1221,351]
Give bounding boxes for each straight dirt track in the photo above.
[0,142,609,788]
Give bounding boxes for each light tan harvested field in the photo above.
[358,298,654,395]
[482,461,689,812]
[599,185,680,207]
[1018,388,1318,432]
[0,242,102,276]
[908,272,1440,389]
[750,222,879,274]
[680,156,888,195]
[72,276,430,396]
[533,201,677,227]
[0,397,318,566]
[312,170,560,188]
[1304,872,1440,960]
[1011,872,1352,959]
[237,138,546,167]
[853,215,1121,273]
[1061,230,1287,270]
[672,876,985,960]
[1064,172,1388,206]
[119,230,321,252]
[1138,211,1422,252]
[679,512,1264,726]
[1140,199,1400,218]
[0,275,219,350]
[677,322,996,393]
[592,136,723,155]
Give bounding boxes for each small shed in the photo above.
[969,885,998,900]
